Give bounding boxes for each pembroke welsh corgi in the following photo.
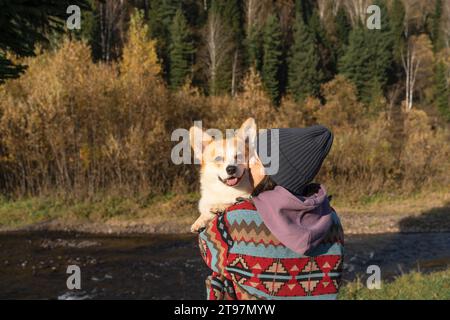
[189,118,257,233]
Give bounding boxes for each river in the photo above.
[0,231,449,299]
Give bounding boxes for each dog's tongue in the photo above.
[226,177,239,186]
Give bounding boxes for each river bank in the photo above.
[0,189,448,235]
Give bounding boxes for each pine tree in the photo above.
[431,0,444,52]
[339,0,393,104]
[246,26,263,70]
[169,9,194,89]
[219,0,243,39]
[213,0,243,95]
[308,10,336,81]
[0,0,90,82]
[435,62,450,121]
[288,16,323,102]
[262,14,282,105]
[295,0,314,24]
[389,0,406,62]
[334,6,351,58]
[148,0,183,79]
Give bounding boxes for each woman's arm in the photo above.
[199,213,236,300]
[198,213,230,275]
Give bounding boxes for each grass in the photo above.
[339,269,450,300]
[332,186,450,216]
[0,187,448,233]
[0,192,200,230]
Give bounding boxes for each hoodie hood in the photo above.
[252,185,333,255]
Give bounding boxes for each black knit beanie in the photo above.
[256,125,333,194]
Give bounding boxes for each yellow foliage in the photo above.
[315,75,366,130]
[120,9,160,80]
[0,38,448,200]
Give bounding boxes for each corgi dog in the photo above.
[189,118,257,233]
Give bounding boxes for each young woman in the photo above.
[198,125,344,300]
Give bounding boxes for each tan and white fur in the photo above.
[189,118,257,233]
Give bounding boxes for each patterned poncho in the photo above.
[199,200,344,300]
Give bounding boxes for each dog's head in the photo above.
[189,118,257,189]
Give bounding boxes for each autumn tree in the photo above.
[121,9,160,80]
[315,75,365,129]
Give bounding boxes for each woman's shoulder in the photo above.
[226,198,257,213]
[223,198,264,226]
[222,198,280,245]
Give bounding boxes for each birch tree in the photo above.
[317,0,342,20]
[401,35,434,111]
[202,11,233,95]
[344,0,370,25]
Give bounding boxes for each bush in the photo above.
[0,38,448,203]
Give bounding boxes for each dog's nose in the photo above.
[226,165,237,175]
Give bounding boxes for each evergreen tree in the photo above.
[339,0,393,104]
[262,14,283,105]
[309,10,336,81]
[334,6,351,58]
[202,3,234,96]
[210,0,243,95]
[246,26,263,70]
[389,0,405,62]
[435,62,450,121]
[0,0,90,82]
[169,9,194,89]
[219,0,243,39]
[431,0,444,52]
[295,0,315,24]
[157,0,183,27]
[148,0,183,79]
[288,16,323,102]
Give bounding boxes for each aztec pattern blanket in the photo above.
[199,199,344,300]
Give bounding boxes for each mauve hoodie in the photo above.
[252,185,333,255]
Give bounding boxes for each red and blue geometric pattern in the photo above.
[199,199,344,300]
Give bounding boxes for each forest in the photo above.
[0,0,449,207]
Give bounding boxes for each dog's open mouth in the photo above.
[219,170,245,187]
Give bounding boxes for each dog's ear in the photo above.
[237,118,257,163]
[238,117,257,143]
[189,125,213,162]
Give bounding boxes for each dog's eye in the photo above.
[214,156,224,162]
[235,153,244,163]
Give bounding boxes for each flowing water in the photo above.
[0,231,449,299]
